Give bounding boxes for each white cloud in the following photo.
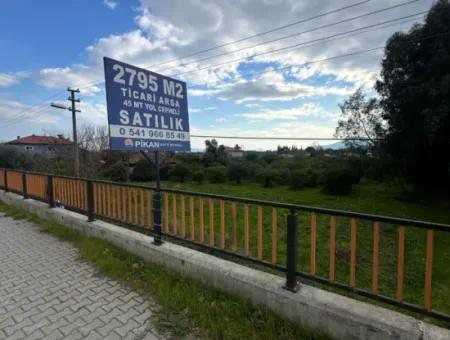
[203,70,353,103]
[216,117,227,122]
[0,73,19,87]
[190,106,217,113]
[240,103,327,122]
[103,0,118,10]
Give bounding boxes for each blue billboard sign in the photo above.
[104,57,191,152]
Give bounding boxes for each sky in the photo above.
[0,0,434,150]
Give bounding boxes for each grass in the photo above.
[137,179,450,319]
[0,200,330,340]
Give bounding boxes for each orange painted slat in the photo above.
[329,216,336,282]
[190,196,195,240]
[350,218,357,288]
[220,200,225,249]
[424,229,434,311]
[209,199,215,246]
[134,189,139,225]
[140,190,145,225]
[272,208,277,265]
[172,193,177,235]
[199,198,204,242]
[163,193,169,233]
[231,202,237,252]
[396,226,405,302]
[181,195,186,238]
[257,206,263,260]
[372,222,380,294]
[310,212,317,275]
[244,204,249,256]
[147,191,152,227]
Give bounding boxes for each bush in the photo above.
[207,166,227,183]
[102,162,128,182]
[289,169,318,190]
[0,146,33,170]
[192,170,205,184]
[323,168,354,195]
[256,168,279,187]
[228,162,246,184]
[169,163,190,182]
[132,159,154,181]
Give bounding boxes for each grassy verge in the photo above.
[0,201,330,340]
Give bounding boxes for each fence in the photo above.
[0,168,449,322]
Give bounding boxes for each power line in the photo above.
[171,10,428,77]
[190,135,374,141]
[77,0,375,91]
[159,0,421,73]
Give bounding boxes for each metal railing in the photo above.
[0,168,449,322]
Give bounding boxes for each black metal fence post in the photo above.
[153,151,163,245]
[284,208,300,292]
[22,172,28,199]
[47,175,55,208]
[87,180,95,222]
[4,169,8,192]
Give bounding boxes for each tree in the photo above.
[375,0,450,190]
[335,88,385,148]
[201,139,228,166]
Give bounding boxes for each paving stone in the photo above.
[0,213,169,340]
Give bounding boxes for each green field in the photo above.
[138,179,450,319]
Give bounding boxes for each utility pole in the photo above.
[51,88,81,177]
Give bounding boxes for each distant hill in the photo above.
[322,140,369,150]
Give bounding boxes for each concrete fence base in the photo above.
[1,190,448,340]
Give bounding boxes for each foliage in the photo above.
[375,0,450,190]
[102,162,128,182]
[289,169,318,190]
[335,88,385,148]
[323,168,354,195]
[192,170,205,184]
[207,166,227,183]
[202,139,227,166]
[0,146,33,170]
[228,162,246,184]
[169,163,191,183]
[256,168,279,188]
[132,159,154,181]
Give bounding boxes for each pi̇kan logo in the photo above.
[124,138,133,147]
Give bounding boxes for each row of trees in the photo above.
[335,0,450,192]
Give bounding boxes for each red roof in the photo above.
[8,135,72,145]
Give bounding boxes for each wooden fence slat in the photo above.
[257,206,263,260]
[310,212,317,275]
[372,222,380,294]
[172,193,177,235]
[127,187,133,223]
[147,191,152,227]
[244,204,249,257]
[272,208,277,265]
[396,226,406,302]
[209,199,215,246]
[350,218,357,288]
[329,216,336,282]
[220,200,225,249]
[181,195,186,238]
[163,193,169,232]
[121,186,126,221]
[232,202,237,252]
[134,189,139,225]
[140,190,145,226]
[199,198,204,242]
[424,229,434,311]
[190,196,195,240]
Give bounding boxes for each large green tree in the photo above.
[376,0,450,190]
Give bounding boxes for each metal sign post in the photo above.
[104,56,191,245]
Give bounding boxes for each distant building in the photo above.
[224,145,244,158]
[6,135,73,158]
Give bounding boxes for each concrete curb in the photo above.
[1,190,448,340]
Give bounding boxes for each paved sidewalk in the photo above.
[0,212,165,340]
